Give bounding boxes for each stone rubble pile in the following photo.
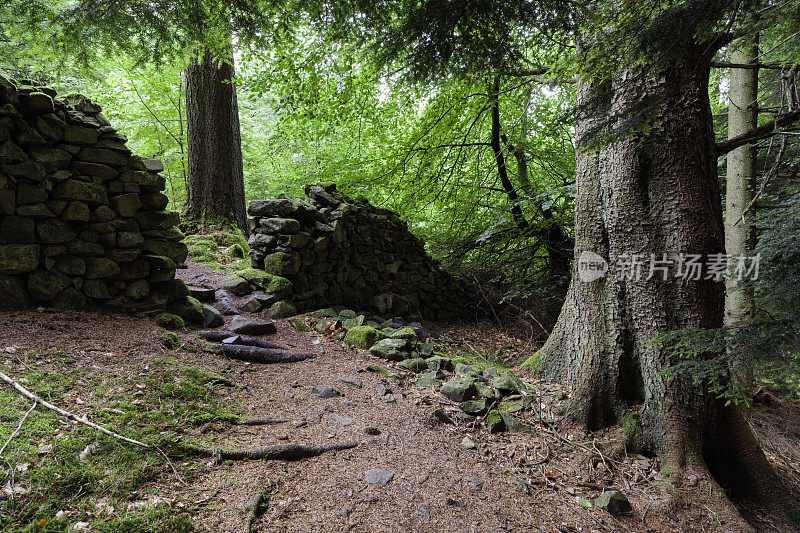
[245,182,472,321]
[0,76,188,310]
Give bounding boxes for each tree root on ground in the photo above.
[233,417,289,426]
[175,441,357,461]
[220,344,314,364]
[245,486,273,533]
[199,330,285,350]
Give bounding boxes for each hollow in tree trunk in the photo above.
[537,40,797,524]
[184,47,247,234]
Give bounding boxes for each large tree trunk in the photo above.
[184,46,247,233]
[537,42,795,521]
[725,37,758,387]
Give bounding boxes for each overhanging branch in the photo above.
[716,109,800,156]
[498,68,577,84]
[711,61,799,70]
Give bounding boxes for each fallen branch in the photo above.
[716,108,800,155]
[175,441,357,461]
[0,370,149,449]
[221,345,313,364]
[0,401,35,456]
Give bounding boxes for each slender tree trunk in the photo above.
[537,41,795,521]
[184,46,247,234]
[489,77,528,231]
[725,37,758,387]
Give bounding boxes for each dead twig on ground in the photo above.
[0,369,149,449]
[245,485,273,533]
[0,401,35,456]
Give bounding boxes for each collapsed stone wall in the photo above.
[246,183,472,321]
[0,76,188,311]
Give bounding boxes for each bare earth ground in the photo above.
[0,261,798,532]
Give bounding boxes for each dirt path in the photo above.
[176,262,596,532]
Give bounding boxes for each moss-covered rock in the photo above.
[474,381,494,399]
[156,313,185,331]
[485,410,505,433]
[265,275,292,298]
[368,338,411,361]
[492,374,520,395]
[266,300,298,318]
[167,296,206,325]
[398,358,427,373]
[221,273,252,296]
[0,274,32,309]
[440,377,476,402]
[344,326,383,350]
[415,371,442,388]
[341,314,366,329]
[390,327,417,341]
[262,251,301,276]
[460,399,487,416]
[288,316,311,332]
[306,308,337,318]
[160,331,180,349]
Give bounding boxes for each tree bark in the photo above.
[536,40,795,520]
[725,36,758,387]
[184,46,247,234]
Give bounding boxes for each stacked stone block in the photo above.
[0,76,187,311]
[247,182,471,321]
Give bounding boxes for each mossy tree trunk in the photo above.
[184,46,247,234]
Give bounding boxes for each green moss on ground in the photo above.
[183,227,250,271]
[0,355,244,532]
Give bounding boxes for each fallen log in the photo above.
[176,441,357,461]
[220,344,313,364]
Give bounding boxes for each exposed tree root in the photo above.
[220,344,313,364]
[175,441,357,461]
[245,486,272,533]
[233,417,289,426]
[199,330,285,350]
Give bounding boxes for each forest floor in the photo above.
[0,261,799,532]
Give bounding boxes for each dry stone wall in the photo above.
[0,76,188,311]
[246,183,472,321]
